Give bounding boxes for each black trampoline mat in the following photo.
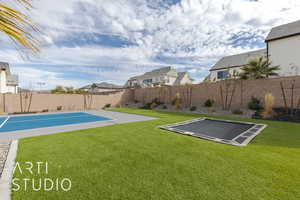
[160,118,267,146]
[172,119,254,140]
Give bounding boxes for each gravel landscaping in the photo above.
[0,141,10,177]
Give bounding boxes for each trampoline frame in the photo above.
[159,118,267,146]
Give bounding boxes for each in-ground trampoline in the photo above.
[159,118,267,146]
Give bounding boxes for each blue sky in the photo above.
[0,0,300,89]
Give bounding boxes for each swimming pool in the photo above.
[0,112,112,133]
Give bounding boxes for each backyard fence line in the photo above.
[1,76,299,114]
[0,90,134,114]
[132,76,300,109]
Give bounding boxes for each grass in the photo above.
[12,108,300,200]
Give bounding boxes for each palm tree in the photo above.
[0,0,39,54]
[239,56,280,80]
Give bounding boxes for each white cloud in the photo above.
[11,67,89,90]
[1,0,300,88]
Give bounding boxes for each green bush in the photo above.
[152,98,163,105]
[140,102,152,110]
[140,98,164,110]
[57,106,62,111]
[103,104,111,109]
[204,99,214,107]
[248,97,262,110]
[171,98,176,106]
[232,109,243,115]
[150,102,158,109]
[190,106,197,111]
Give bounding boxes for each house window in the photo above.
[143,79,152,84]
[217,71,229,80]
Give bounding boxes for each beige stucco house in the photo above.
[125,67,193,88]
[209,20,300,81]
[0,62,18,93]
[266,20,300,76]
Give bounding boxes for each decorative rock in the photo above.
[0,141,10,178]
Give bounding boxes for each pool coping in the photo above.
[159,117,267,146]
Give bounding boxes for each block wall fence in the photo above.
[132,76,300,109]
[0,90,134,114]
[0,76,299,114]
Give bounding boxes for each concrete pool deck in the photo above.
[0,110,157,141]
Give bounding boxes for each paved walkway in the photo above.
[0,141,10,178]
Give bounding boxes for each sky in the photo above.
[0,0,300,90]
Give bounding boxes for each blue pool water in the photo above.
[0,112,112,133]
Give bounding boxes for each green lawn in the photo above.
[13,108,300,200]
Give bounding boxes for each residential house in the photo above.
[80,82,123,93]
[125,67,193,88]
[266,20,300,76]
[209,19,300,81]
[0,62,18,93]
[209,49,267,81]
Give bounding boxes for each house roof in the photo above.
[129,66,177,80]
[266,20,300,42]
[81,82,122,89]
[143,67,173,76]
[210,49,267,71]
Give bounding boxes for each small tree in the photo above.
[239,57,280,79]
[280,80,300,116]
[19,90,33,113]
[51,86,66,94]
[219,78,237,110]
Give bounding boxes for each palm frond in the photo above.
[268,65,280,71]
[239,56,280,80]
[0,1,39,54]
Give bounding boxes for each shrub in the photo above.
[103,104,111,109]
[162,105,167,109]
[140,102,152,110]
[190,106,197,111]
[171,98,176,106]
[232,109,243,115]
[150,102,158,109]
[152,98,163,105]
[210,108,216,113]
[262,93,275,119]
[42,109,49,113]
[248,96,262,110]
[204,99,214,107]
[57,106,62,111]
